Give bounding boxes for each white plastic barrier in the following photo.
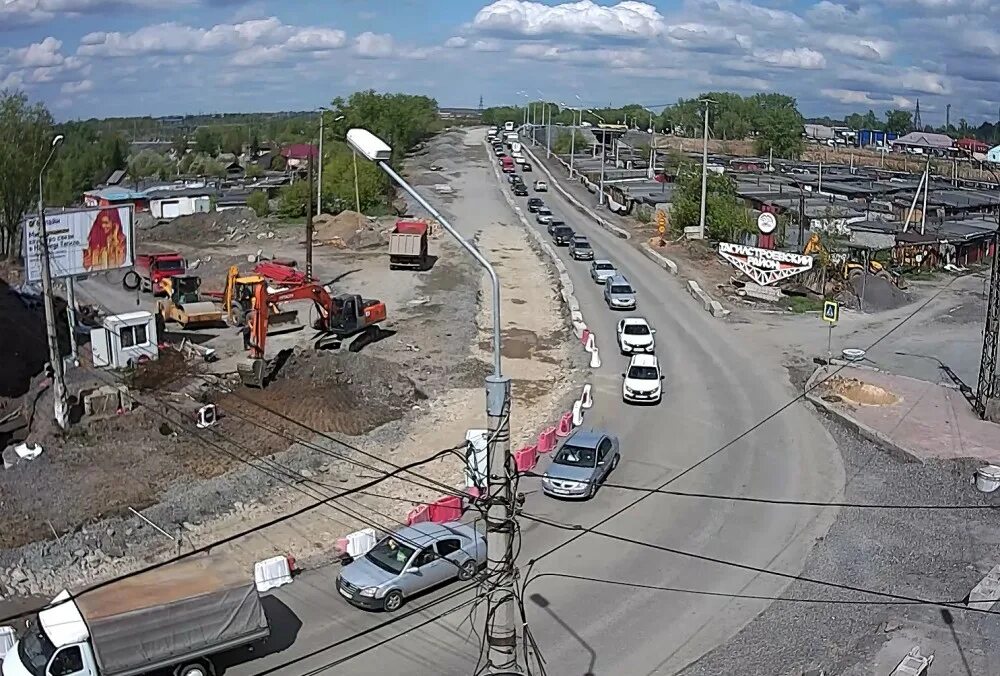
[254,555,293,592]
[0,627,16,659]
[580,383,593,409]
[572,399,584,426]
[590,347,601,368]
[344,527,379,558]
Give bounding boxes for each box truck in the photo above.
[2,556,270,676]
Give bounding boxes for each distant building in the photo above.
[83,187,149,212]
[279,143,318,169]
[957,138,990,155]
[891,131,953,154]
[988,146,1000,165]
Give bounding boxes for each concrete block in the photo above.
[686,280,729,318]
[709,300,730,318]
[968,564,1000,611]
[641,244,678,275]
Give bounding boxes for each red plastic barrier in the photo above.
[428,495,463,523]
[555,412,573,438]
[406,504,430,525]
[580,328,591,346]
[335,537,349,554]
[537,426,557,453]
[514,445,538,473]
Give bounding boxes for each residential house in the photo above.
[83,187,149,212]
[280,143,318,169]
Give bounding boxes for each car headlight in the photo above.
[359,587,378,597]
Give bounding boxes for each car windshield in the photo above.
[595,263,614,271]
[554,444,597,467]
[574,241,591,249]
[365,536,416,574]
[539,208,551,214]
[628,365,659,380]
[623,324,650,335]
[155,259,183,271]
[610,285,633,295]
[18,624,56,676]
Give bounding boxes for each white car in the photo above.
[534,180,548,192]
[621,354,663,404]
[535,206,553,224]
[617,318,655,354]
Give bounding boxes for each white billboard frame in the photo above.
[23,205,136,283]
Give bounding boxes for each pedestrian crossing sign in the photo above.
[822,300,839,324]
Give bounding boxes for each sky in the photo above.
[0,0,998,125]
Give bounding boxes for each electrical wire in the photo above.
[520,512,1000,616]
[520,472,1000,510]
[527,571,995,607]
[521,272,961,585]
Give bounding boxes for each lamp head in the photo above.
[347,128,391,162]
[52,134,64,147]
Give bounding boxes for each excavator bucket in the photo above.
[237,358,267,388]
[265,308,301,334]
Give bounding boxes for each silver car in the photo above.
[541,428,620,499]
[604,274,637,310]
[590,259,617,284]
[535,206,553,224]
[336,521,485,612]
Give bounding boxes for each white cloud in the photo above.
[61,78,94,94]
[0,0,194,28]
[695,0,804,29]
[665,22,751,51]
[444,36,468,48]
[8,37,65,68]
[354,32,394,59]
[752,47,826,69]
[823,36,895,61]
[472,0,665,39]
[471,39,504,52]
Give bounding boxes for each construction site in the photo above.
[0,128,578,605]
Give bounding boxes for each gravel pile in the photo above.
[679,417,1000,676]
[850,273,910,312]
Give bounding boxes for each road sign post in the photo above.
[822,300,839,363]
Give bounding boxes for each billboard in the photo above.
[23,206,135,283]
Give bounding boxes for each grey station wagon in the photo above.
[541,428,620,499]
[604,274,637,310]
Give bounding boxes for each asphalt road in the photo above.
[209,131,848,676]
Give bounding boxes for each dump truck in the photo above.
[388,220,429,270]
[156,276,225,329]
[1,555,270,676]
[124,252,187,295]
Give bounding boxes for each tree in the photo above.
[552,130,589,154]
[247,190,269,217]
[321,149,388,213]
[221,127,244,156]
[249,129,261,158]
[245,164,263,179]
[884,109,913,135]
[327,90,440,166]
[271,154,287,172]
[0,91,55,256]
[128,149,170,182]
[845,113,865,130]
[277,180,311,218]
[171,135,188,158]
[108,137,127,171]
[194,127,221,155]
[668,167,753,242]
[750,93,804,159]
[862,109,879,129]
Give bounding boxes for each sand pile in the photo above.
[825,377,900,406]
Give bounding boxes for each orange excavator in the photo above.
[237,280,388,387]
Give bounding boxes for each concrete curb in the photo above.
[485,140,593,361]
[686,280,730,318]
[803,366,922,464]
[521,145,631,240]
[640,243,678,275]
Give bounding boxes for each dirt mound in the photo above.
[850,273,910,312]
[825,377,900,406]
[223,350,419,436]
[144,208,266,244]
[0,279,69,406]
[313,211,388,250]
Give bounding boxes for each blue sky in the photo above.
[1,0,998,125]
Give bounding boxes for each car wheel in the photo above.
[458,559,478,581]
[382,590,404,612]
[588,482,597,499]
[610,455,619,471]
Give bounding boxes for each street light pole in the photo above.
[697,98,713,240]
[38,134,68,430]
[317,110,324,210]
[588,109,607,206]
[347,128,518,673]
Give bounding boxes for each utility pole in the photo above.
[65,277,78,364]
[648,111,656,180]
[317,111,324,212]
[697,99,712,240]
[306,155,314,280]
[545,103,552,159]
[569,108,578,178]
[486,374,518,674]
[946,103,951,132]
[38,134,68,430]
[598,129,607,206]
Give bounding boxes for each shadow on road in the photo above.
[215,595,302,674]
[530,593,596,676]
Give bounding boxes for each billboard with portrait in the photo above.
[23,206,135,282]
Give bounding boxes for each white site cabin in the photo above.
[90,311,159,369]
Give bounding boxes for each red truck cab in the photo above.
[135,252,187,294]
[501,156,515,173]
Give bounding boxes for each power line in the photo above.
[522,273,960,582]
[520,473,1000,510]
[520,513,1000,616]
[525,572,996,608]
